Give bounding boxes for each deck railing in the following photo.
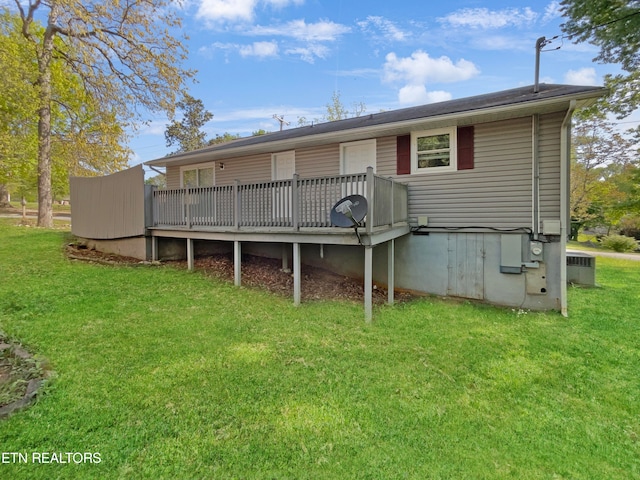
[152,167,408,232]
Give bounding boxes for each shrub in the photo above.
[601,234,639,253]
[618,214,640,240]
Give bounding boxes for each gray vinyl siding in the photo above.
[169,144,343,187]
[163,112,563,230]
[395,116,534,229]
[376,136,397,177]
[295,144,340,177]
[538,111,563,221]
[215,153,272,184]
[166,165,181,189]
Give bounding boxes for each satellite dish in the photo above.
[331,195,368,228]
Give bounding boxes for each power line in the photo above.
[539,9,639,54]
[561,9,640,40]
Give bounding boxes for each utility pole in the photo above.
[534,36,560,93]
[272,114,290,131]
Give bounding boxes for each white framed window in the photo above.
[411,127,457,174]
[180,162,215,188]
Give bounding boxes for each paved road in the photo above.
[0,212,71,219]
[567,249,640,262]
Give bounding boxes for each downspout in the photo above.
[532,114,540,239]
[560,100,577,317]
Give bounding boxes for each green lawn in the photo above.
[0,218,638,479]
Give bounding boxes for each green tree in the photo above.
[570,113,637,237]
[325,91,349,121]
[210,133,242,145]
[145,173,166,189]
[10,0,192,227]
[165,93,247,152]
[1,9,129,204]
[325,91,366,122]
[0,9,38,202]
[612,165,640,214]
[561,0,640,118]
[165,93,214,154]
[298,91,367,126]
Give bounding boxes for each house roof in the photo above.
[146,83,606,168]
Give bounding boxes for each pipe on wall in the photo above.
[532,114,541,239]
[560,100,577,317]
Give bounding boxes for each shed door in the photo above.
[447,233,485,300]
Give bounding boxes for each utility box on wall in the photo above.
[500,234,522,274]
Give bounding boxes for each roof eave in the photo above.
[145,87,606,168]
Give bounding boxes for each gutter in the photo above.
[560,100,576,317]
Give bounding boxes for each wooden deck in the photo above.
[149,168,410,322]
[151,168,408,240]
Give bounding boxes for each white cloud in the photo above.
[199,20,341,63]
[471,34,532,52]
[439,7,538,29]
[266,0,304,7]
[383,51,479,85]
[564,67,598,85]
[357,16,410,42]
[197,0,304,24]
[239,41,279,58]
[284,44,330,63]
[542,1,563,23]
[246,19,348,62]
[248,19,350,42]
[383,50,479,106]
[199,41,279,60]
[398,85,452,106]
[197,0,257,23]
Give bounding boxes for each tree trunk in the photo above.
[35,9,59,228]
[0,184,9,206]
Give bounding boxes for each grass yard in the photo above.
[0,218,638,479]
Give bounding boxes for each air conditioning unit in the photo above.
[566,251,596,286]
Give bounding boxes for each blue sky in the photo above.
[133,0,630,169]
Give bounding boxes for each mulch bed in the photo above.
[66,244,415,305]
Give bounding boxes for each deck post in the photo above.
[186,188,192,229]
[387,239,395,305]
[292,174,299,231]
[151,236,158,262]
[187,238,194,271]
[293,242,301,306]
[234,180,240,230]
[390,180,395,227]
[234,240,241,286]
[281,244,290,273]
[364,245,373,322]
[366,167,374,237]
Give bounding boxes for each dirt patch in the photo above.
[66,244,415,304]
[65,244,146,266]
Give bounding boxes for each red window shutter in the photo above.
[397,135,411,175]
[457,126,474,170]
